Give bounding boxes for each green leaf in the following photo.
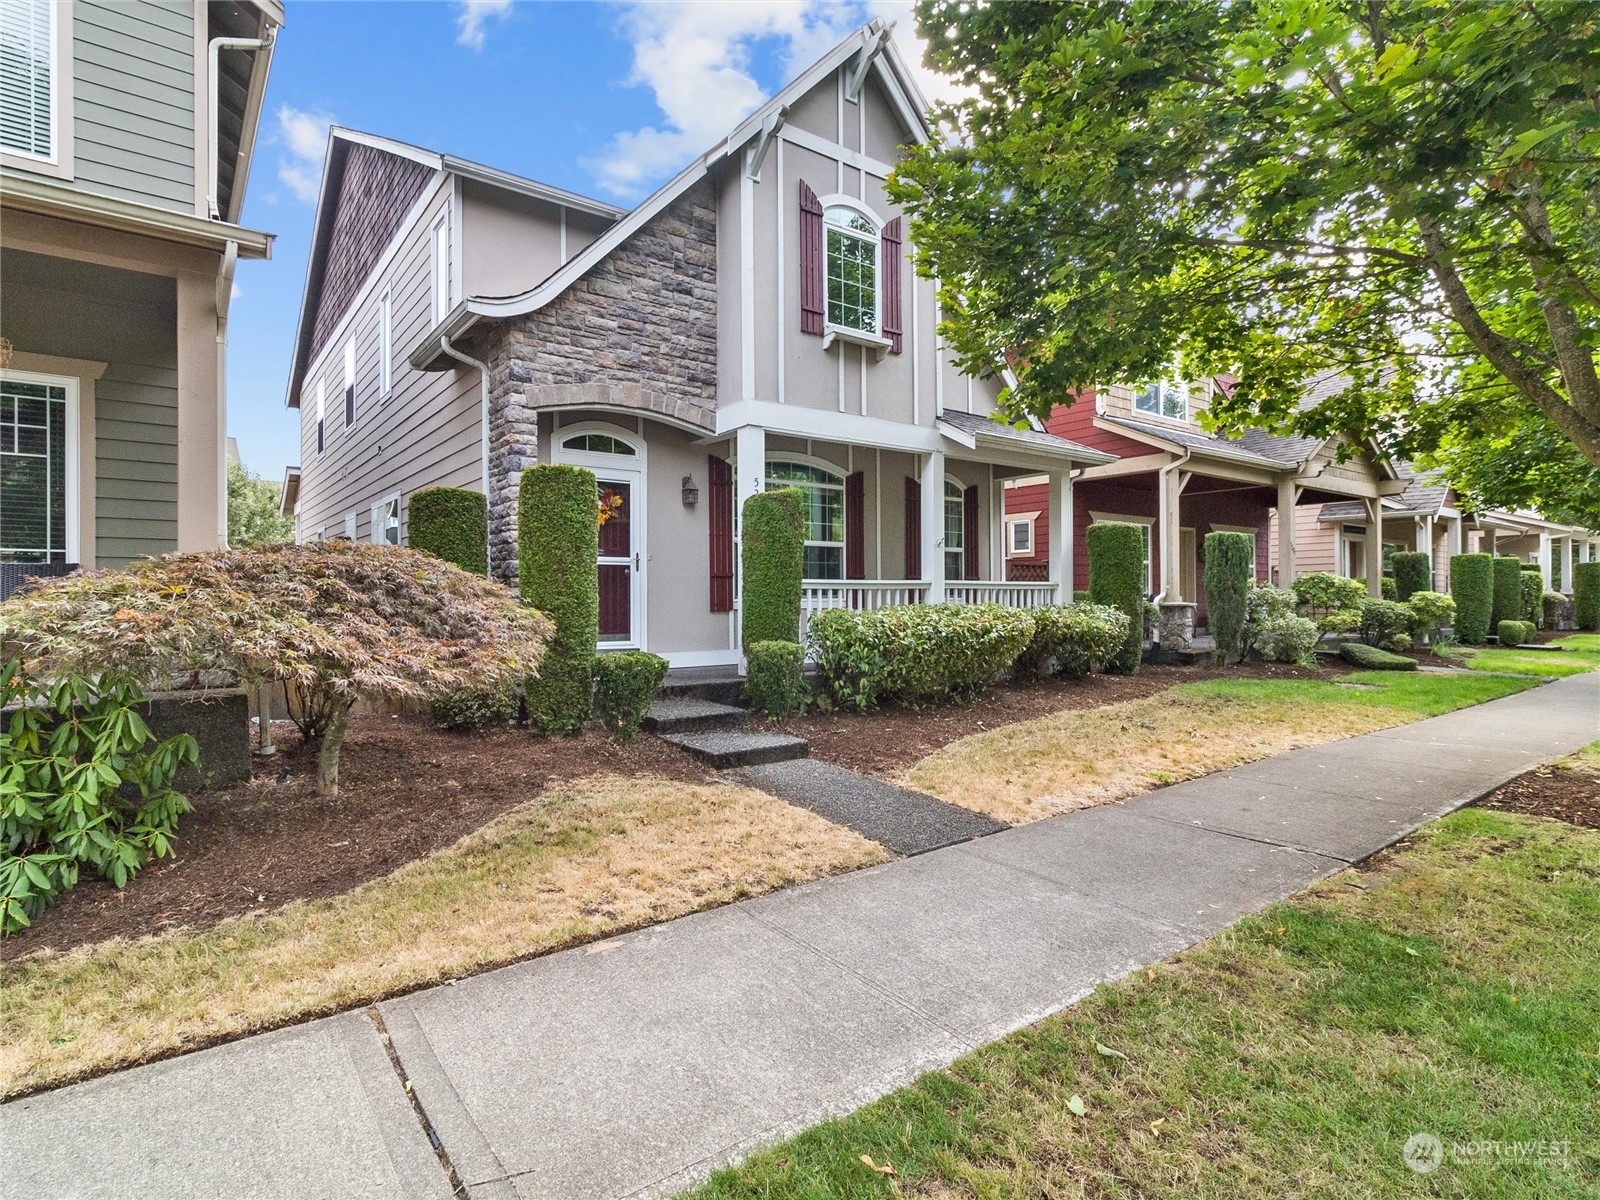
[1067,1094,1087,1117]
[1095,1042,1129,1060]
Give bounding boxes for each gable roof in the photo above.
[938,409,1116,466]
[1319,462,1452,522]
[404,19,929,372]
[283,129,627,408]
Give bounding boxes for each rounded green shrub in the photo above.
[1491,556,1524,628]
[1390,551,1430,600]
[1086,522,1147,674]
[1358,598,1413,653]
[1496,619,1534,647]
[1202,531,1253,664]
[1291,571,1366,633]
[1018,603,1131,678]
[745,640,808,719]
[1339,642,1417,671]
[593,651,668,743]
[741,488,804,651]
[431,684,521,730]
[1575,561,1600,631]
[1403,591,1456,645]
[1448,553,1493,644]
[519,465,599,734]
[409,487,488,576]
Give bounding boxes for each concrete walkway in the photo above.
[4,672,1595,1200]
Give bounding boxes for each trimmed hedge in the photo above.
[1390,550,1430,601]
[1449,553,1494,644]
[745,640,808,719]
[1576,560,1600,631]
[519,465,599,734]
[741,488,805,651]
[1340,642,1417,670]
[1520,569,1545,625]
[1203,531,1253,664]
[409,487,488,576]
[1017,603,1130,678]
[431,683,520,730]
[594,651,668,743]
[1496,619,1536,648]
[1086,522,1146,674]
[810,603,1036,710]
[1357,598,1413,653]
[1491,556,1524,628]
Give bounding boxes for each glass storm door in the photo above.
[596,476,638,645]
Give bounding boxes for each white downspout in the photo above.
[208,30,277,221]
[438,335,493,579]
[1154,448,1193,605]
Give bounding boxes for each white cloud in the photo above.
[275,105,334,203]
[456,0,513,51]
[585,1,962,202]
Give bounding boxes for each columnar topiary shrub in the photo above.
[1576,561,1600,631]
[409,487,489,576]
[741,488,805,650]
[1390,551,1430,601]
[1448,553,1494,644]
[519,465,600,734]
[593,651,669,743]
[1086,522,1146,674]
[1491,556,1524,629]
[1202,531,1253,664]
[745,640,808,719]
[1519,569,1545,625]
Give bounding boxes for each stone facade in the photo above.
[480,181,719,582]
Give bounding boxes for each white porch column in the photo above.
[1559,535,1575,593]
[1157,464,1186,602]
[921,450,946,603]
[1048,468,1071,601]
[1422,513,1437,589]
[1276,477,1299,588]
[1446,516,1463,594]
[1537,531,1552,584]
[1362,496,1383,597]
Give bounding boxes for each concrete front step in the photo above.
[657,668,744,706]
[658,729,810,769]
[644,698,751,735]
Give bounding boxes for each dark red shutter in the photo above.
[799,180,825,336]
[904,477,921,580]
[963,485,980,580]
[845,471,865,579]
[708,455,734,612]
[881,216,903,354]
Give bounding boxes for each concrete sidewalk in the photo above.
[4,672,1595,1200]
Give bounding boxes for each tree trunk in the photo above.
[315,698,353,800]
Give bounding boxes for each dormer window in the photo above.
[1135,380,1188,421]
[825,205,878,334]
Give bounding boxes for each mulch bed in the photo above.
[1475,760,1600,831]
[781,660,1352,778]
[2,717,708,960]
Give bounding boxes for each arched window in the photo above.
[944,479,965,581]
[824,205,878,333]
[767,459,845,579]
[561,431,637,456]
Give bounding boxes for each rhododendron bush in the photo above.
[2,542,551,797]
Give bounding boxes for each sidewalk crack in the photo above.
[367,1006,469,1199]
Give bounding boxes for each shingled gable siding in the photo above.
[308,144,434,365]
[481,180,718,582]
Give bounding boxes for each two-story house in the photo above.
[1004,374,1407,638]
[0,0,280,599]
[284,20,1116,669]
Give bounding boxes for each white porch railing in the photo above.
[799,580,929,645]
[945,581,1061,609]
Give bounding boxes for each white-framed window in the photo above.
[312,526,326,542]
[825,204,878,334]
[378,287,393,397]
[0,369,76,564]
[370,494,400,546]
[563,431,637,456]
[1134,380,1188,421]
[0,0,57,163]
[1006,516,1035,558]
[944,479,966,581]
[315,378,325,455]
[766,459,844,580]
[1092,513,1155,596]
[343,338,356,428]
[432,212,450,325]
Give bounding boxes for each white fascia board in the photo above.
[717,400,945,455]
[330,127,441,170]
[873,26,935,141]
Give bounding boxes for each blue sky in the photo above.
[228,0,947,482]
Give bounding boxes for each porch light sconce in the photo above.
[681,475,699,507]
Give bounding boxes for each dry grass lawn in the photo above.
[905,671,1540,825]
[0,774,884,1098]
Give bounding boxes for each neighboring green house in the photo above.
[0,0,282,597]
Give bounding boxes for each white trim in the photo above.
[342,337,357,428]
[378,287,393,397]
[819,193,884,339]
[777,126,892,180]
[717,400,945,454]
[1006,516,1036,558]
[431,210,451,326]
[662,648,742,669]
[0,367,80,564]
[740,148,755,400]
[342,511,358,541]
[0,0,67,174]
[315,378,326,456]
[370,491,401,545]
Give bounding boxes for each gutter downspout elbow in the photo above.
[1154,448,1193,606]
[438,335,493,579]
